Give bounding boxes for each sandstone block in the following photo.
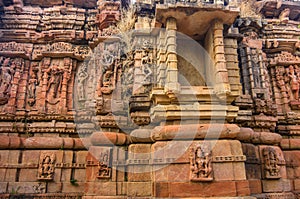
[0,182,7,193]
[248,179,262,194]
[127,182,152,197]
[262,179,291,192]
[168,181,237,197]
[47,182,63,193]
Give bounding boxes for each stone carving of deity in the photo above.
[263,147,281,179]
[28,63,39,106]
[77,63,89,101]
[0,58,14,105]
[38,153,56,181]
[46,64,63,100]
[190,145,213,181]
[288,65,299,101]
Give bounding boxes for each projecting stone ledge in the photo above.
[156,3,239,40]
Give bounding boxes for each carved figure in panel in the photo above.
[250,50,262,89]
[97,149,111,179]
[46,62,64,102]
[28,62,39,106]
[100,43,118,69]
[77,62,89,102]
[0,57,16,105]
[190,144,213,181]
[141,49,153,85]
[38,153,56,181]
[287,65,299,101]
[275,66,288,99]
[121,52,134,100]
[263,147,281,179]
[98,43,119,96]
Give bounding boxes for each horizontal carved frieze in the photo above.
[0,42,33,58]
[32,42,90,60]
[0,193,83,199]
[212,155,246,162]
[0,163,86,169]
[125,155,247,165]
[253,192,295,199]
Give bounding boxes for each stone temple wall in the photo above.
[0,0,299,198]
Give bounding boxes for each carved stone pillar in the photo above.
[61,58,72,114]
[165,17,180,100]
[39,58,51,114]
[6,58,24,114]
[212,20,230,100]
[16,60,29,116]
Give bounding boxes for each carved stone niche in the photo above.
[0,57,22,105]
[37,153,56,181]
[262,147,281,179]
[274,64,300,110]
[189,144,213,182]
[97,148,112,179]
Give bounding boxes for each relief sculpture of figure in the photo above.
[288,65,299,101]
[263,147,281,179]
[141,49,153,85]
[28,63,39,106]
[38,153,56,181]
[0,58,13,105]
[100,43,118,69]
[275,67,288,98]
[46,64,63,100]
[77,63,89,101]
[190,145,213,181]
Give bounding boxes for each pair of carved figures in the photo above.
[28,60,67,106]
[276,65,300,101]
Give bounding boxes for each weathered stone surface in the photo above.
[152,124,240,140]
[0,0,299,198]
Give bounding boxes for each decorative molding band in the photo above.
[212,155,246,162]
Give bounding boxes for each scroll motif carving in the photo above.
[189,144,213,182]
[97,149,111,179]
[262,147,281,179]
[38,153,56,181]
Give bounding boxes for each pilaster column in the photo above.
[213,20,230,100]
[165,17,180,100]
